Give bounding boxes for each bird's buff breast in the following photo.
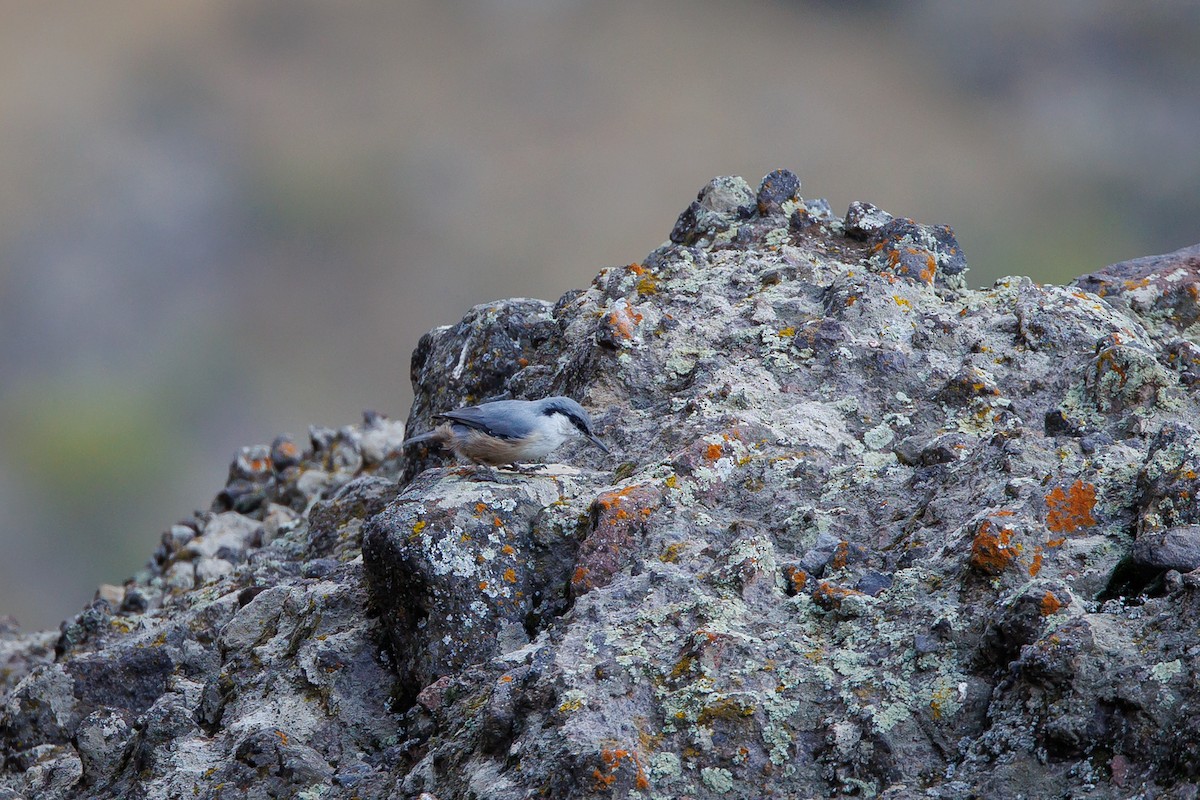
[454,428,560,465]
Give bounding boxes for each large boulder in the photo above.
[4,172,1200,798]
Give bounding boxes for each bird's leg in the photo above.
[467,464,502,481]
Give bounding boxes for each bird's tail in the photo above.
[403,424,450,450]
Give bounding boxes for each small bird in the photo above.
[403,396,609,468]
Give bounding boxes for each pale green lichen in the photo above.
[1150,659,1182,683]
[700,767,734,793]
[648,751,680,782]
[864,423,894,450]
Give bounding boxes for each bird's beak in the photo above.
[587,433,610,454]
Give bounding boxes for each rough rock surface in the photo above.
[5,172,1200,798]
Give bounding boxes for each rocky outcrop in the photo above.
[4,172,1200,798]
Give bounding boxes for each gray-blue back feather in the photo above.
[435,400,540,440]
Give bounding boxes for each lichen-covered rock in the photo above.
[364,467,597,702]
[4,173,1200,798]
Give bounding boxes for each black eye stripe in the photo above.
[546,408,587,431]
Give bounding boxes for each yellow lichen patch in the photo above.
[669,653,696,680]
[929,685,955,720]
[665,474,679,489]
[411,520,427,535]
[659,543,687,563]
[778,326,796,337]
[1045,479,1098,533]
[636,274,659,296]
[697,698,755,726]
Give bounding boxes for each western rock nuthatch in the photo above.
[403,396,609,467]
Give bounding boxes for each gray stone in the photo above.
[5,172,1200,799]
[194,557,233,585]
[184,511,260,560]
[1132,525,1200,571]
[162,561,194,593]
[74,708,134,786]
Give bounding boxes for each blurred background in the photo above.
[1,0,1197,630]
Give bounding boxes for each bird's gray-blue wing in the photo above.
[435,402,529,440]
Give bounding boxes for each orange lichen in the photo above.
[503,568,517,584]
[625,263,645,275]
[245,455,271,472]
[969,520,1019,575]
[593,748,648,792]
[785,566,808,593]
[1029,547,1044,577]
[1039,591,1063,616]
[1045,480,1098,533]
[478,581,488,590]
[705,443,724,461]
[500,674,513,683]
[812,581,865,610]
[474,503,488,516]
[274,440,299,459]
[572,566,591,589]
[501,544,515,555]
[921,252,937,283]
[274,730,289,746]
[831,541,850,570]
[607,301,643,339]
[1096,349,1129,386]
[596,484,640,510]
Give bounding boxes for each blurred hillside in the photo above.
[1,0,1197,629]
